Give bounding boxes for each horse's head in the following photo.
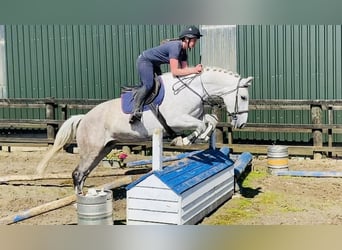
[202,68,253,129]
[226,76,253,129]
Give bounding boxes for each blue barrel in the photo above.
[77,189,113,225]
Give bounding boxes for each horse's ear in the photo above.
[241,76,253,87]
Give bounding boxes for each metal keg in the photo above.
[77,188,113,225]
[267,145,289,174]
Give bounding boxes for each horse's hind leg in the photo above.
[72,143,114,194]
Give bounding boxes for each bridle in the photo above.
[173,74,249,120]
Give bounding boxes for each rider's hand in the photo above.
[195,64,203,74]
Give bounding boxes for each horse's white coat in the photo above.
[36,67,253,192]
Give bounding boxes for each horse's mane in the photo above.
[161,66,241,79]
[203,66,241,78]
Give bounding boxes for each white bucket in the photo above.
[77,189,113,225]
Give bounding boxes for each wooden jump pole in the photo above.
[0,168,142,183]
[0,176,133,225]
[126,150,202,168]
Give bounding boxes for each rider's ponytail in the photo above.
[160,37,181,44]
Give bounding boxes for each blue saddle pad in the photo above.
[121,82,165,114]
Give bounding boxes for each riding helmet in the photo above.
[179,25,203,39]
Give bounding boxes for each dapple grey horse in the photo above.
[36,67,253,193]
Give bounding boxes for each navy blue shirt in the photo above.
[142,40,188,66]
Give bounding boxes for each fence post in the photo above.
[211,105,223,144]
[60,104,68,121]
[45,99,57,143]
[328,105,333,157]
[311,104,323,159]
[225,114,233,145]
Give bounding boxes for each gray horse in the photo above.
[36,67,253,193]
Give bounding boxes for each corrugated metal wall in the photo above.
[3,24,342,144]
[238,25,342,100]
[4,25,200,100]
[199,25,237,122]
[200,25,236,71]
[2,24,200,119]
[237,25,342,142]
[0,26,6,98]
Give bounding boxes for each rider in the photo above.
[129,25,204,124]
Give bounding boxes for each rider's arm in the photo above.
[169,58,202,77]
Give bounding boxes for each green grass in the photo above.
[242,170,268,187]
[203,169,304,224]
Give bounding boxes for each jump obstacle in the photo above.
[126,129,253,225]
[0,129,252,225]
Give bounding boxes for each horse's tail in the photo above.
[36,114,84,175]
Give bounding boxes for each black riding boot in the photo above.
[129,87,147,124]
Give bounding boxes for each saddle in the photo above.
[121,74,162,106]
[121,75,165,114]
[121,75,177,138]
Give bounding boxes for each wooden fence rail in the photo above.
[215,99,342,158]
[0,98,105,147]
[1,98,342,157]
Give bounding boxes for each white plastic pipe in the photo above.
[152,128,163,171]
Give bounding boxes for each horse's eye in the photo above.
[240,96,247,101]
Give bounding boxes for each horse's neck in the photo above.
[201,70,238,95]
[161,69,239,96]
[162,73,203,92]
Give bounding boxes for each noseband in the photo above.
[222,79,249,120]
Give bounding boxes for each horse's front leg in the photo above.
[197,114,218,141]
[168,114,217,146]
[167,114,206,146]
[182,114,218,144]
[171,128,204,146]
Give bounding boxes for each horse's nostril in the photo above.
[239,123,246,129]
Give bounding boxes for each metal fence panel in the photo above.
[200,25,236,71]
[0,25,6,98]
[3,24,200,119]
[237,25,342,143]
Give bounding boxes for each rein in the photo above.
[173,75,207,103]
[174,74,248,119]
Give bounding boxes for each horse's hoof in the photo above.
[170,136,183,146]
[198,136,210,142]
[182,137,191,145]
[198,135,210,141]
